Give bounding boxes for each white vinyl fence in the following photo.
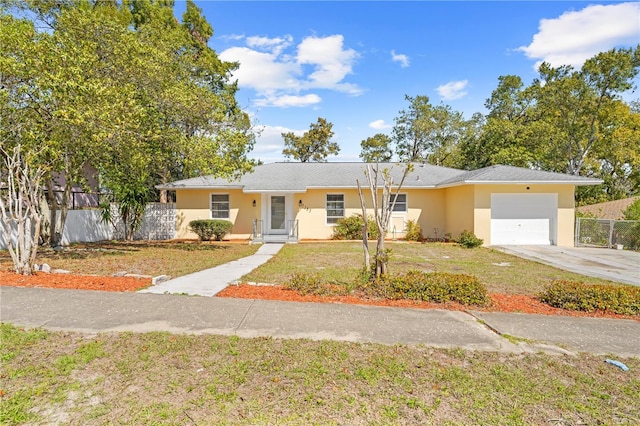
[0,203,176,249]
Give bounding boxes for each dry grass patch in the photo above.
[2,324,639,425]
[0,241,258,278]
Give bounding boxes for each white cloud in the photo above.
[437,80,469,101]
[254,94,322,108]
[369,119,392,130]
[219,34,362,108]
[297,35,361,94]
[518,2,640,68]
[390,50,410,68]
[246,35,293,55]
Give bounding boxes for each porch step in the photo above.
[252,235,298,244]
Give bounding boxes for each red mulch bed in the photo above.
[0,271,150,292]
[1,271,637,321]
[218,284,639,321]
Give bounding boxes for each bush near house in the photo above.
[455,230,483,248]
[189,219,233,241]
[404,220,423,241]
[539,280,640,316]
[331,214,380,240]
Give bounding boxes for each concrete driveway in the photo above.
[496,245,640,286]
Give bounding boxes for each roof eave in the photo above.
[436,179,603,188]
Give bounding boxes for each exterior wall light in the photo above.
[252,200,256,207]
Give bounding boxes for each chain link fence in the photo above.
[575,218,640,250]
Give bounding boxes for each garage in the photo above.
[490,193,557,245]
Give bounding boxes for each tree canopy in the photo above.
[1,0,257,244]
[282,117,339,162]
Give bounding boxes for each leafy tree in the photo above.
[392,95,467,166]
[473,47,640,202]
[623,199,640,221]
[282,117,339,162]
[1,0,257,244]
[360,133,393,162]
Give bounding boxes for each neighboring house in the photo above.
[576,197,640,220]
[158,162,601,246]
[49,164,102,209]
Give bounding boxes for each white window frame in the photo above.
[326,193,345,225]
[389,193,407,213]
[210,193,230,219]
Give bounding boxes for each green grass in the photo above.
[2,323,639,425]
[0,241,259,278]
[243,242,616,295]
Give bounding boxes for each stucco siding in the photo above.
[175,189,257,239]
[444,186,475,239]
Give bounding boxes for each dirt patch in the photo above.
[1,271,637,321]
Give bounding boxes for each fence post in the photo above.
[574,218,580,247]
[608,219,614,249]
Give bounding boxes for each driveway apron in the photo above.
[496,245,640,286]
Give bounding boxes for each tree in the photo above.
[2,1,257,244]
[392,95,467,166]
[356,163,412,278]
[282,117,339,162]
[360,133,393,162]
[475,47,640,202]
[0,145,45,275]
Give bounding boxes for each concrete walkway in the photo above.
[496,245,640,286]
[139,243,283,297]
[2,286,639,357]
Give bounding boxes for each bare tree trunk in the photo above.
[0,145,44,275]
[356,179,370,271]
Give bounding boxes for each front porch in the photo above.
[251,219,299,244]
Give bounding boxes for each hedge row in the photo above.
[360,270,489,306]
[539,280,640,316]
[284,270,489,306]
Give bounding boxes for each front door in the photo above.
[269,195,286,234]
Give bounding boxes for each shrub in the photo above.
[332,214,379,240]
[455,230,483,248]
[284,272,345,296]
[357,270,489,306]
[404,220,423,242]
[623,198,640,220]
[189,219,233,241]
[539,280,640,316]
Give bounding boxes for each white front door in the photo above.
[268,195,287,234]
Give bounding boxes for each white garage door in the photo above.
[490,193,557,245]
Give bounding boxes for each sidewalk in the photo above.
[139,243,284,296]
[2,286,639,357]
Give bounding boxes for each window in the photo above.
[211,194,230,219]
[389,193,407,212]
[326,194,344,224]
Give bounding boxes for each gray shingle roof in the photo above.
[436,165,602,186]
[157,163,602,191]
[157,162,465,191]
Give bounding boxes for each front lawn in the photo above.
[0,241,259,279]
[2,324,638,425]
[242,242,616,295]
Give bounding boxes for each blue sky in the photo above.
[175,1,640,163]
